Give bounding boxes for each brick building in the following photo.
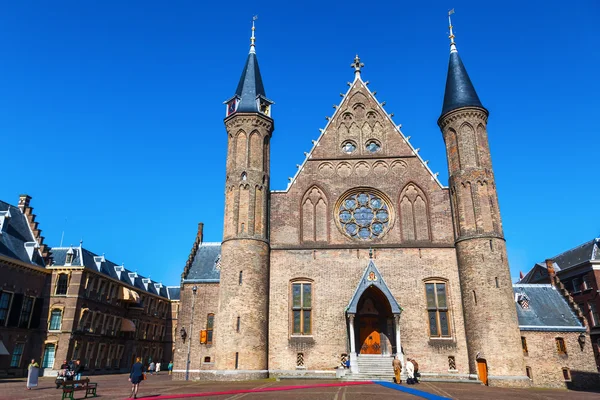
[520,238,600,369]
[173,20,599,389]
[0,195,51,377]
[0,194,180,377]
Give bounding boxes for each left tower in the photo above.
[214,20,274,378]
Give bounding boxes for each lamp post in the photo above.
[185,285,198,381]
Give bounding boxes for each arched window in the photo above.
[206,314,214,344]
[399,183,430,241]
[291,281,312,335]
[49,309,62,331]
[424,280,451,338]
[55,274,68,295]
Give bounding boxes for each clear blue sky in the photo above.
[1,1,598,285]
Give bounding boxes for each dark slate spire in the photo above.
[224,18,273,117]
[440,11,485,117]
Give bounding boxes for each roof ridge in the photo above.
[548,238,597,261]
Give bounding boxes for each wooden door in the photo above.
[477,359,488,385]
[359,316,381,354]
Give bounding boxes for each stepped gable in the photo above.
[513,284,586,332]
[0,197,47,267]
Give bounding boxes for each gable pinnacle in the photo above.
[351,54,364,79]
[448,9,457,53]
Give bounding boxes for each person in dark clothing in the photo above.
[73,359,84,381]
[411,358,420,383]
[129,357,144,399]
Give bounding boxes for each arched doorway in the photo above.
[355,286,394,355]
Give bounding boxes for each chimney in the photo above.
[197,222,204,244]
[18,194,32,213]
[545,259,556,286]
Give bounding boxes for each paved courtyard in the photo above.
[1,374,599,400]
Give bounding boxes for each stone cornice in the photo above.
[438,107,489,129]
[224,113,274,132]
[0,254,51,275]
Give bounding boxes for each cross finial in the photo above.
[448,9,457,53]
[250,15,258,54]
[351,54,364,78]
[369,248,373,259]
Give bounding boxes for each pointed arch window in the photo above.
[399,183,431,241]
[301,187,328,243]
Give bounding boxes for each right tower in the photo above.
[438,13,528,386]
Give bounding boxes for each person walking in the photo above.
[411,358,420,384]
[26,359,40,390]
[148,361,155,375]
[392,355,402,384]
[168,361,173,375]
[129,357,144,399]
[405,358,415,384]
[155,361,161,374]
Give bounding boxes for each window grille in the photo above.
[448,356,456,370]
[555,337,567,355]
[296,353,305,367]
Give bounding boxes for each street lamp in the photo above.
[185,285,198,381]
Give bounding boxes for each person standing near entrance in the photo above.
[392,355,402,384]
[411,358,420,383]
[168,361,173,375]
[26,359,39,390]
[155,361,161,374]
[405,358,415,384]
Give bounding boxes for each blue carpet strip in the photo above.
[374,381,451,400]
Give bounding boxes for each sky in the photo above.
[1,1,598,286]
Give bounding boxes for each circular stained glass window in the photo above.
[366,140,381,153]
[338,191,391,240]
[342,141,356,154]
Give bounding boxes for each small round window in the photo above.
[342,141,356,154]
[366,140,381,153]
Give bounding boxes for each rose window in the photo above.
[338,191,391,240]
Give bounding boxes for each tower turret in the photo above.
[214,18,273,378]
[438,11,528,386]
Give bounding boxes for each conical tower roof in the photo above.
[440,11,485,117]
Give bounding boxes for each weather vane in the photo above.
[448,9,457,52]
[250,15,258,53]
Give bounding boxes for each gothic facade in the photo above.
[174,25,598,389]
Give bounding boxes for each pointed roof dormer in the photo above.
[440,10,485,117]
[224,17,273,118]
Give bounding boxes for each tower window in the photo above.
[236,316,240,332]
[235,352,239,369]
[495,277,499,288]
[206,314,214,345]
[239,271,243,285]
[291,282,312,335]
[562,367,571,381]
[526,366,532,380]
[425,281,450,337]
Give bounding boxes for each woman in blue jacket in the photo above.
[129,357,144,399]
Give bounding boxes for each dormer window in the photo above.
[0,210,11,234]
[226,97,239,116]
[516,293,530,309]
[66,246,75,265]
[259,100,271,116]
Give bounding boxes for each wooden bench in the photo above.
[61,378,98,400]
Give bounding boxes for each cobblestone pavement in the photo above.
[1,374,599,400]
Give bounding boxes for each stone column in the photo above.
[395,314,405,375]
[348,314,358,373]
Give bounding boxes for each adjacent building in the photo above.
[520,238,600,369]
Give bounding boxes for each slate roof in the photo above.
[167,286,181,301]
[441,51,485,116]
[550,238,600,271]
[0,200,45,267]
[51,246,170,299]
[234,52,267,113]
[182,242,221,282]
[513,284,585,332]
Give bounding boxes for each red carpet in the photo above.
[135,381,374,399]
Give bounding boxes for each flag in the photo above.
[253,15,258,21]
[448,9,455,16]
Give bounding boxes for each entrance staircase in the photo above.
[343,354,397,381]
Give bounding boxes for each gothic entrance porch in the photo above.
[346,259,402,373]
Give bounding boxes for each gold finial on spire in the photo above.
[351,54,364,79]
[448,9,457,53]
[250,15,258,54]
